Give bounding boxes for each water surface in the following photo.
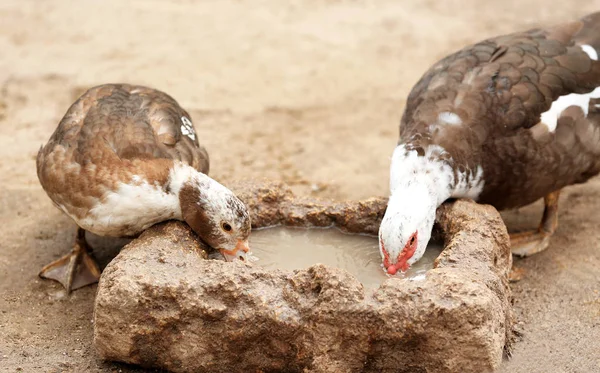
[249,226,443,289]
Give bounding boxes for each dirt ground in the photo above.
[1,1,599,372]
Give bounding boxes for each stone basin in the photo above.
[93,180,513,373]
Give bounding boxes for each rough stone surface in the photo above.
[93,181,513,373]
[226,179,389,235]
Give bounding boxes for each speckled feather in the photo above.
[399,12,600,209]
[37,84,210,226]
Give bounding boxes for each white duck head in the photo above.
[171,163,252,262]
[378,144,482,274]
[378,186,437,274]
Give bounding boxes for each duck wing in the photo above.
[43,83,210,175]
[400,11,600,144]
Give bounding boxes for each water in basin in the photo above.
[248,226,443,289]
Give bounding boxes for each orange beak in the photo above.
[219,239,250,262]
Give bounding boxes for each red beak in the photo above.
[380,236,410,275]
[385,260,409,275]
[386,264,399,275]
[381,233,417,275]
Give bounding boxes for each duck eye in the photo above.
[409,236,415,245]
[221,222,232,232]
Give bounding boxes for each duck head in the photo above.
[378,188,437,275]
[377,144,458,275]
[176,168,252,262]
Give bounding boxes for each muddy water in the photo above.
[248,226,444,289]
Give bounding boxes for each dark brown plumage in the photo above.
[379,12,600,274]
[400,12,600,209]
[37,84,251,292]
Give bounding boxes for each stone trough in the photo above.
[93,180,513,373]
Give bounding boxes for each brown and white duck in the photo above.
[37,84,251,292]
[378,12,600,274]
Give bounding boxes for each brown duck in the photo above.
[378,12,600,274]
[37,84,251,292]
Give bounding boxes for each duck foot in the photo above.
[39,227,101,292]
[510,230,553,257]
[510,189,560,257]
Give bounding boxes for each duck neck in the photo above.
[167,162,232,220]
[389,144,455,208]
[167,163,210,219]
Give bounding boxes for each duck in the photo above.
[378,12,600,275]
[37,83,252,292]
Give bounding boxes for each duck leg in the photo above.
[39,227,101,292]
[510,190,560,257]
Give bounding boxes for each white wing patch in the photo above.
[540,87,600,132]
[180,116,196,141]
[581,44,598,61]
[437,111,462,126]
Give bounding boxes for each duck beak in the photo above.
[219,239,250,262]
[385,258,410,275]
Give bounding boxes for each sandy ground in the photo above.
[1,0,599,372]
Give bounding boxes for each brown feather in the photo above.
[398,12,600,210]
[37,84,210,219]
